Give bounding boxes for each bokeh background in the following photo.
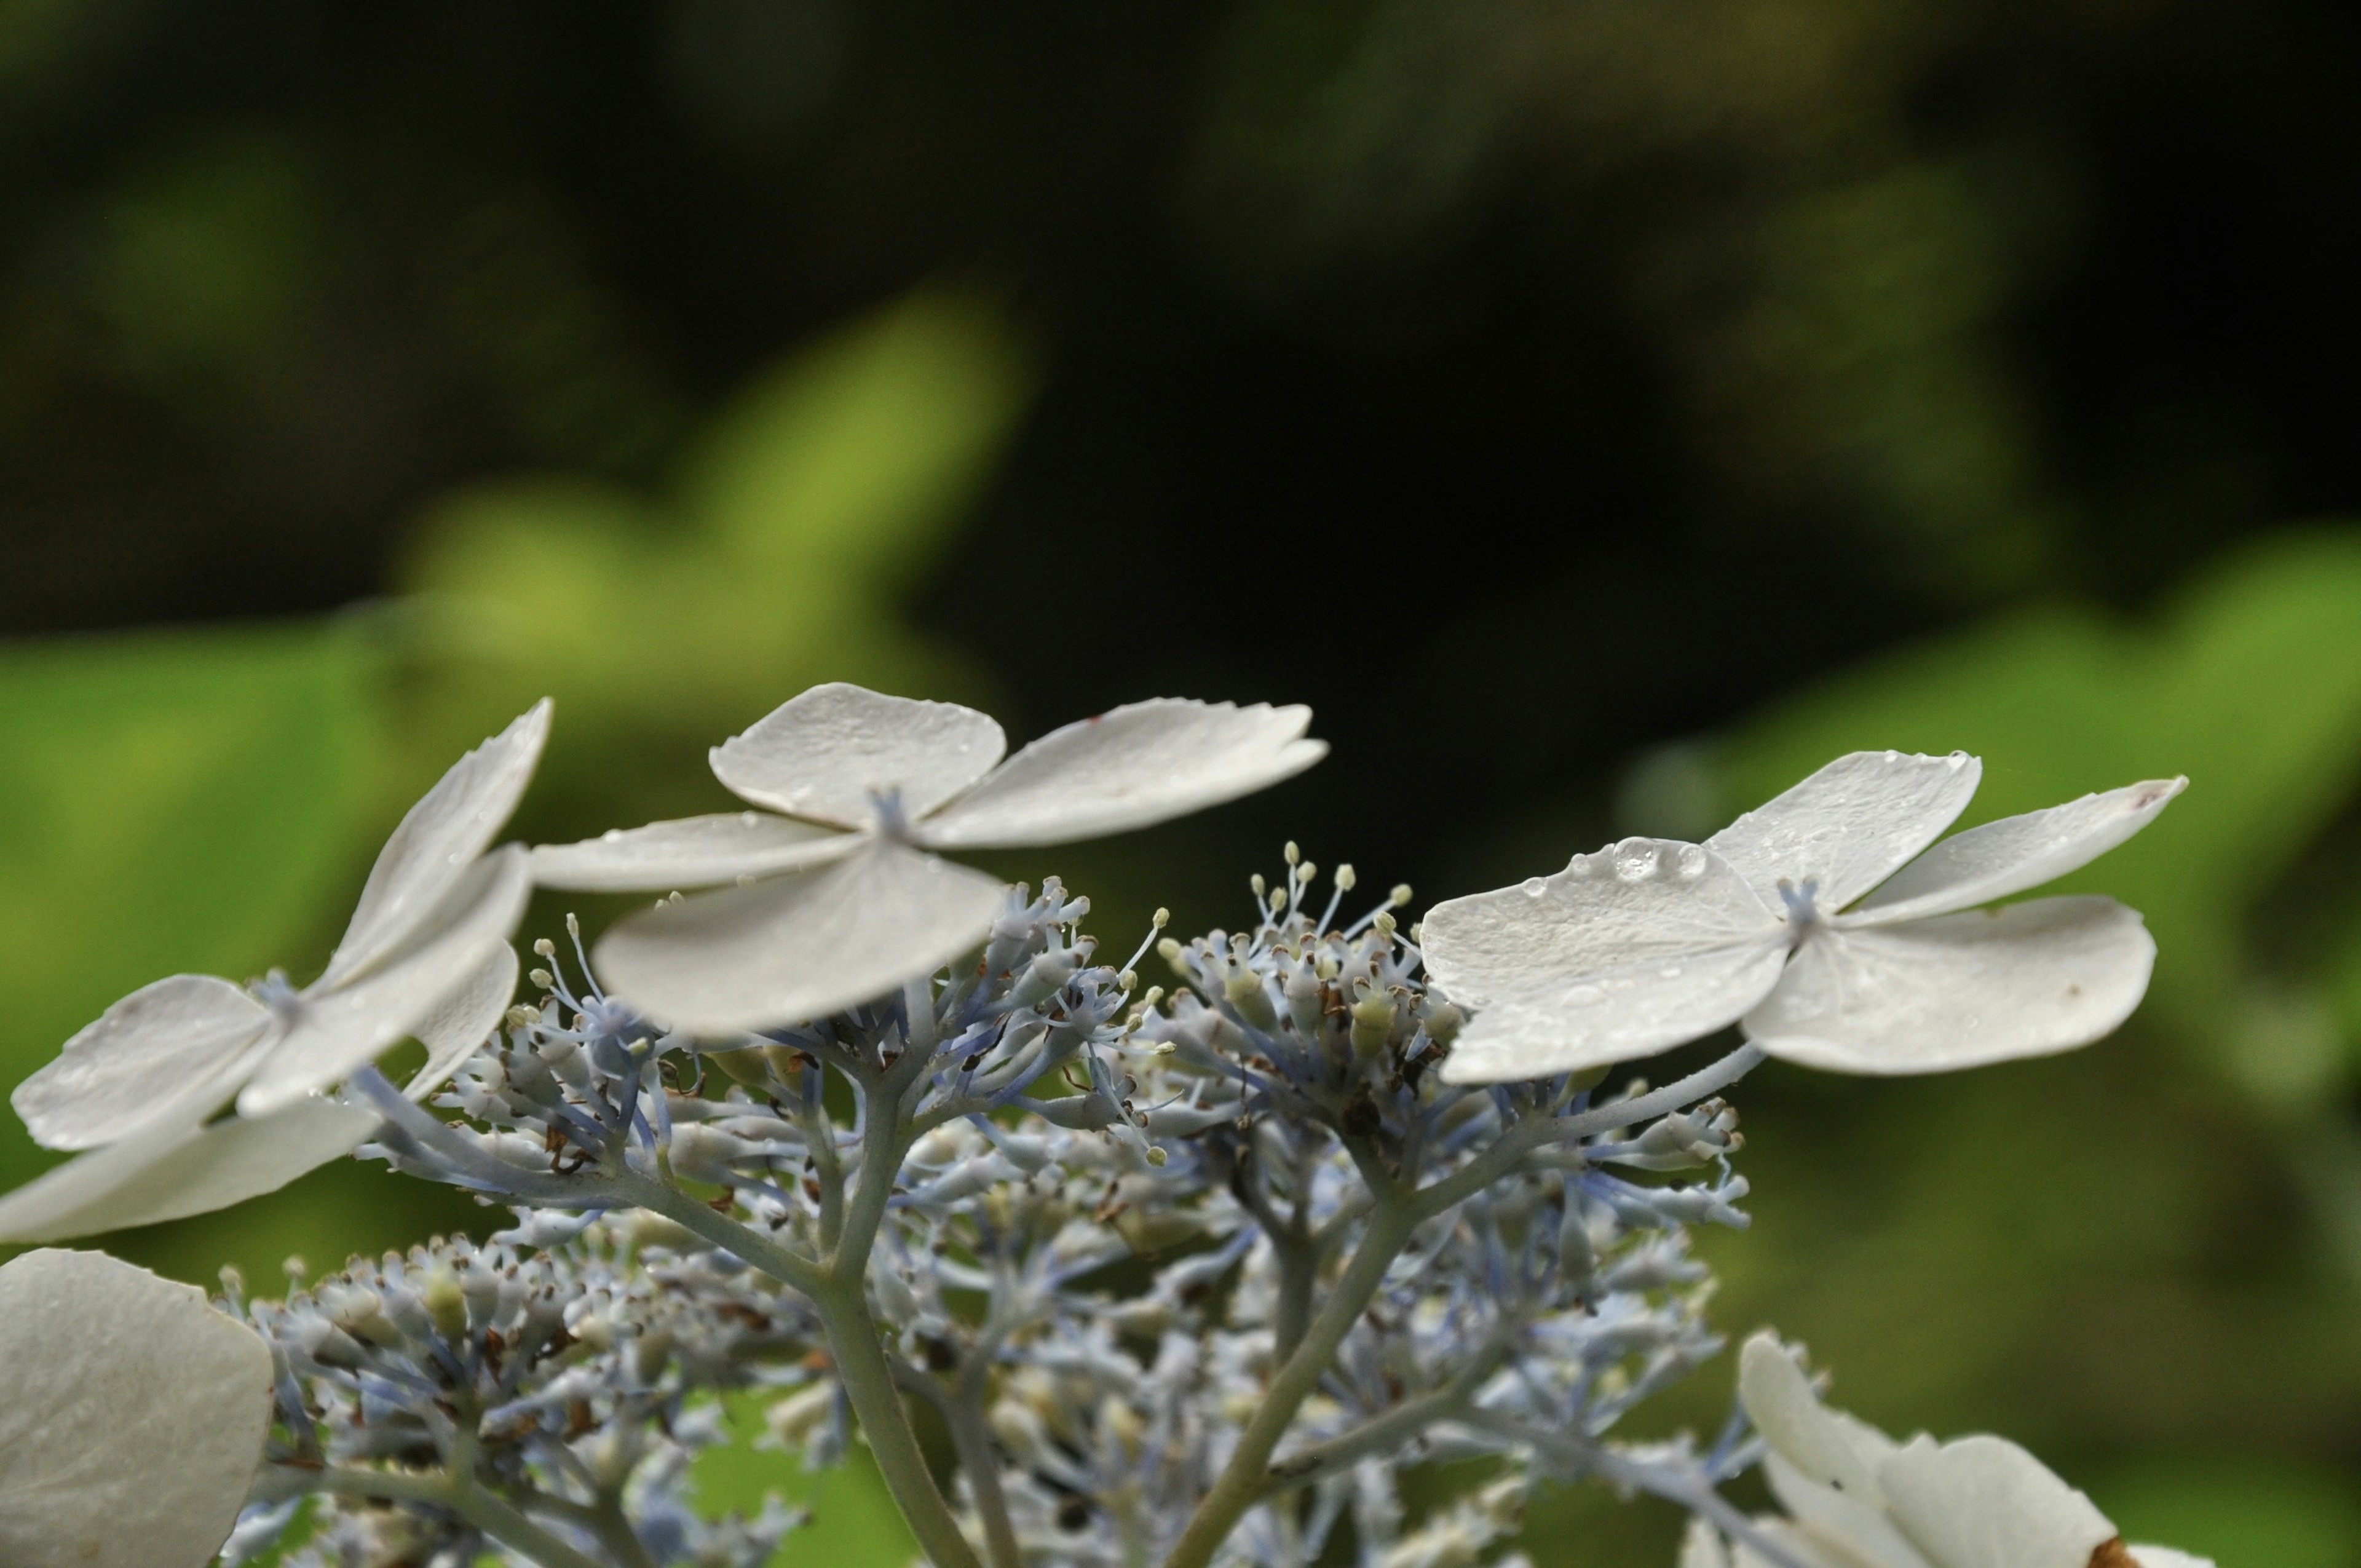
[6,1,2361,1562]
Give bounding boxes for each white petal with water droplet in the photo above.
[1878,1433,2116,1568]
[529,810,862,891]
[0,1248,273,1567]
[919,699,1326,849]
[11,975,274,1152]
[1746,897,2155,1074]
[404,941,520,1099]
[598,838,1008,1032]
[328,699,548,984]
[710,683,1005,828]
[1845,777,2186,925]
[1708,751,1982,912]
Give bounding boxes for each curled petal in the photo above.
[403,941,520,1099]
[238,847,532,1116]
[0,1102,381,1243]
[1709,751,1981,912]
[1878,1434,2116,1568]
[0,1249,274,1567]
[596,838,1008,1032]
[710,683,1005,828]
[1846,777,2187,925]
[1744,897,2154,1075]
[1737,1333,1895,1502]
[12,975,272,1152]
[529,811,861,891]
[328,699,548,984]
[919,699,1327,849]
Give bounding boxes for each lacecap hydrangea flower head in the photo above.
[1422,751,2184,1082]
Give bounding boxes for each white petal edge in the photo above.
[1679,1518,1733,1568]
[11,975,273,1152]
[404,941,520,1099]
[1707,751,1982,913]
[918,699,1327,849]
[529,812,863,891]
[1845,777,2187,926]
[326,699,549,984]
[0,1248,273,1568]
[1737,1333,1892,1502]
[0,1101,382,1243]
[1878,1434,2116,1568]
[2127,1550,2216,1567]
[597,839,1010,1033]
[1743,897,2155,1075]
[238,847,532,1116]
[710,683,1005,829]
[1423,839,1779,1011]
[1437,939,1787,1083]
[1763,1454,1937,1568]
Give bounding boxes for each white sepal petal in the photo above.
[238,847,532,1116]
[1737,1333,1893,1503]
[1679,1519,1733,1568]
[404,941,520,1100]
[1436,938,1787,1082]
[1708,751,1982,912]
[529,812,861,891]
[0,1248,272,1568]
[0,1102,381,1243]
[596,839,1009,1032]
[1762,1454,1937,1568]
[1744,897,2155,1075]
[2127,1549,2215,1567]
[11,975,272,1152]
[1846,777,2187,925]
[1423,839,1779,1010]
[1878,1433,2116,1568]
[918,699,1327,849]
[327,699,548,983]
[710,683,1005,828]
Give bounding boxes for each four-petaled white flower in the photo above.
[531,682,1325,1031]
[0,1247,274,1568]
[1679,1332,2212,1568]
[0,702,548,1243]
[1423,751,2185,1083]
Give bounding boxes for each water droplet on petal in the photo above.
[1613,840,1658,882]
[1674,844,1707,879]
[1564,984,1605,1006]
[1659,965,1683,980]
[1521,877,1548,898]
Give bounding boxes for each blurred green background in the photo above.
[5,0,2361,1561]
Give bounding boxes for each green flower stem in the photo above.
[1252,1338,1512,1500]
[1159,1200,1420,1568]
[290,1465,609,1568]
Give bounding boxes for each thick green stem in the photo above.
[1159,1202,1419,1568]
[289,1466,609,1568]
[1253,1340,1511,1500]
[817,1283,985,1568]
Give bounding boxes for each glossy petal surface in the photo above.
[598,838,1008,1031]
[1878,1434,2116,1568]
[1707,751,1981,911]
[529,810,860,891]
[1847,777,2186,925]
[710,683,1005,828]
[239,847,531,1115]
[919,699,1326,849]
[0,1102,381,1243]
[12,975,272,1152]
[1744,897,2154,1074]
[0,1248,272,1567]
[326,699,548,983]
[1437,937,1786,1082]
[404,941,520,1099]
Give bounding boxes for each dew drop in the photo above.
[1659,965,1683,980]
[1613,839,1658,882]
[1674,844,1707,879]
[1564,984,1605,1006]
[601,828,623,842]
[1522,877,1548,898]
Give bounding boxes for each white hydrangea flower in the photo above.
[1422,751,2184,1082]
[531,682,1324,1030]
[0,1248,273,1568]
[0,702,547,1242]
[1672,1332,2212,1568]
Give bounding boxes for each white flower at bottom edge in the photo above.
[1423,750,2185,1083]
[0,1247,273,1568]
[531,681,1326,1032]
[1671,1332,2213,1568]
[0,703,548,1243]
